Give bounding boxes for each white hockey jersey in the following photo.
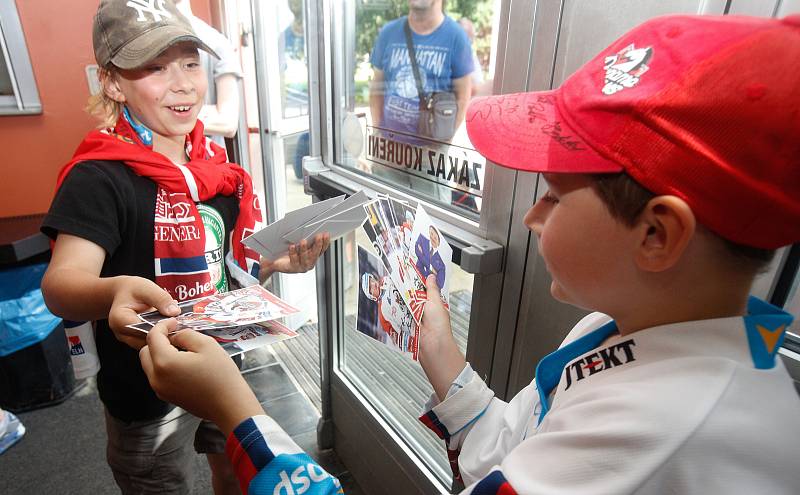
[420,297,800,494]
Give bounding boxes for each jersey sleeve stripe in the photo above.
[226,417,277,491]
[471,470,518,495]
[419,410,451,441]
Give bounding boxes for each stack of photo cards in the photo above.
[357,246,420,360]
[357,198,452,360]
[127,285,301,357]
[243,191,371,259]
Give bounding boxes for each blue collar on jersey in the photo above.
[742,296,793,369]
[533,296,793,426]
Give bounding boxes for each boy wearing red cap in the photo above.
[136,13,800,495]
[416,13,800,494]
[40,1,327,493]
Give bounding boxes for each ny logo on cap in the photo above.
[602,44,653,95]
[127,0,172,23]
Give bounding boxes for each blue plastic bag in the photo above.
[0,263,61,357]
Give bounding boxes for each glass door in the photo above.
[251,0,317,328]
[305,0,518,492]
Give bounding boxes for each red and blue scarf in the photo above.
[56,114,262,302]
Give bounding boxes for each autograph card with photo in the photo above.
[365,198,429,322]
[219,320,297,357]
[409,206,452,306]
[207,320,298,357]
[364,200,407,292]
[377,196,404,255]
[204,319,296,343]
[356,246,419,360]
[390,198,416,252]
[128,319,299,357]
[137,285,300,331]
[362,201,392,270]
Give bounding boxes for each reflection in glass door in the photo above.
[309,0,509,492]
[252,0,317,329]
[336,0,502,221]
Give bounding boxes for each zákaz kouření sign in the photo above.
[365,126,485,197]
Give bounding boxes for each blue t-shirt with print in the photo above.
[370,15,474,136]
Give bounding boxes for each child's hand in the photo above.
[108,276,180,350]
[419,274,454,352]
[259,233,331,282]
[419,274,467,401]
[139,320,264,435]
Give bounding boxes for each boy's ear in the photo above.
[102,72,126,104]
[633,196,696,272]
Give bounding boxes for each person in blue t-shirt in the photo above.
[369,0,473,139]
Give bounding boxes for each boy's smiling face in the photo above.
[524,173,638,313]
[107,42,207,140]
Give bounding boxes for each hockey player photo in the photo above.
[137,285,299,329]
[363,198,428,322]
[356,246,419,360]
[410,206,452,305]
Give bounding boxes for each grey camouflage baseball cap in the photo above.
[93,0,218,69]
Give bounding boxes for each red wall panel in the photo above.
[0,0,214,218]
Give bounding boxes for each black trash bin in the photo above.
[0,215,76,412]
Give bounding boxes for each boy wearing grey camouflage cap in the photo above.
[41,1,328,493]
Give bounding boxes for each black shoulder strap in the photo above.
[403,19,427,105]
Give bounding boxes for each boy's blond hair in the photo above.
[86,66,122,129]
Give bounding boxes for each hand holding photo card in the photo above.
[409,206,452,306]
[128,319,299,357]
[243,191,370,259]
[136,285,300,332]
[362,199,429,323]
[243,195,345,258]
[127,308,241,333]
[192,285,300,325]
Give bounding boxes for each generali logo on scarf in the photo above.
[155,190,194,223]
[153,189,213,302]
[602,44,653,95]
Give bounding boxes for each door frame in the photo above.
[303,0,536,492]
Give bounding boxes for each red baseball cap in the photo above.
[466,14,800,249]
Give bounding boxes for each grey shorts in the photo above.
[104,407,226,495]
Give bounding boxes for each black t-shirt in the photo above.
[42,160,239,422]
